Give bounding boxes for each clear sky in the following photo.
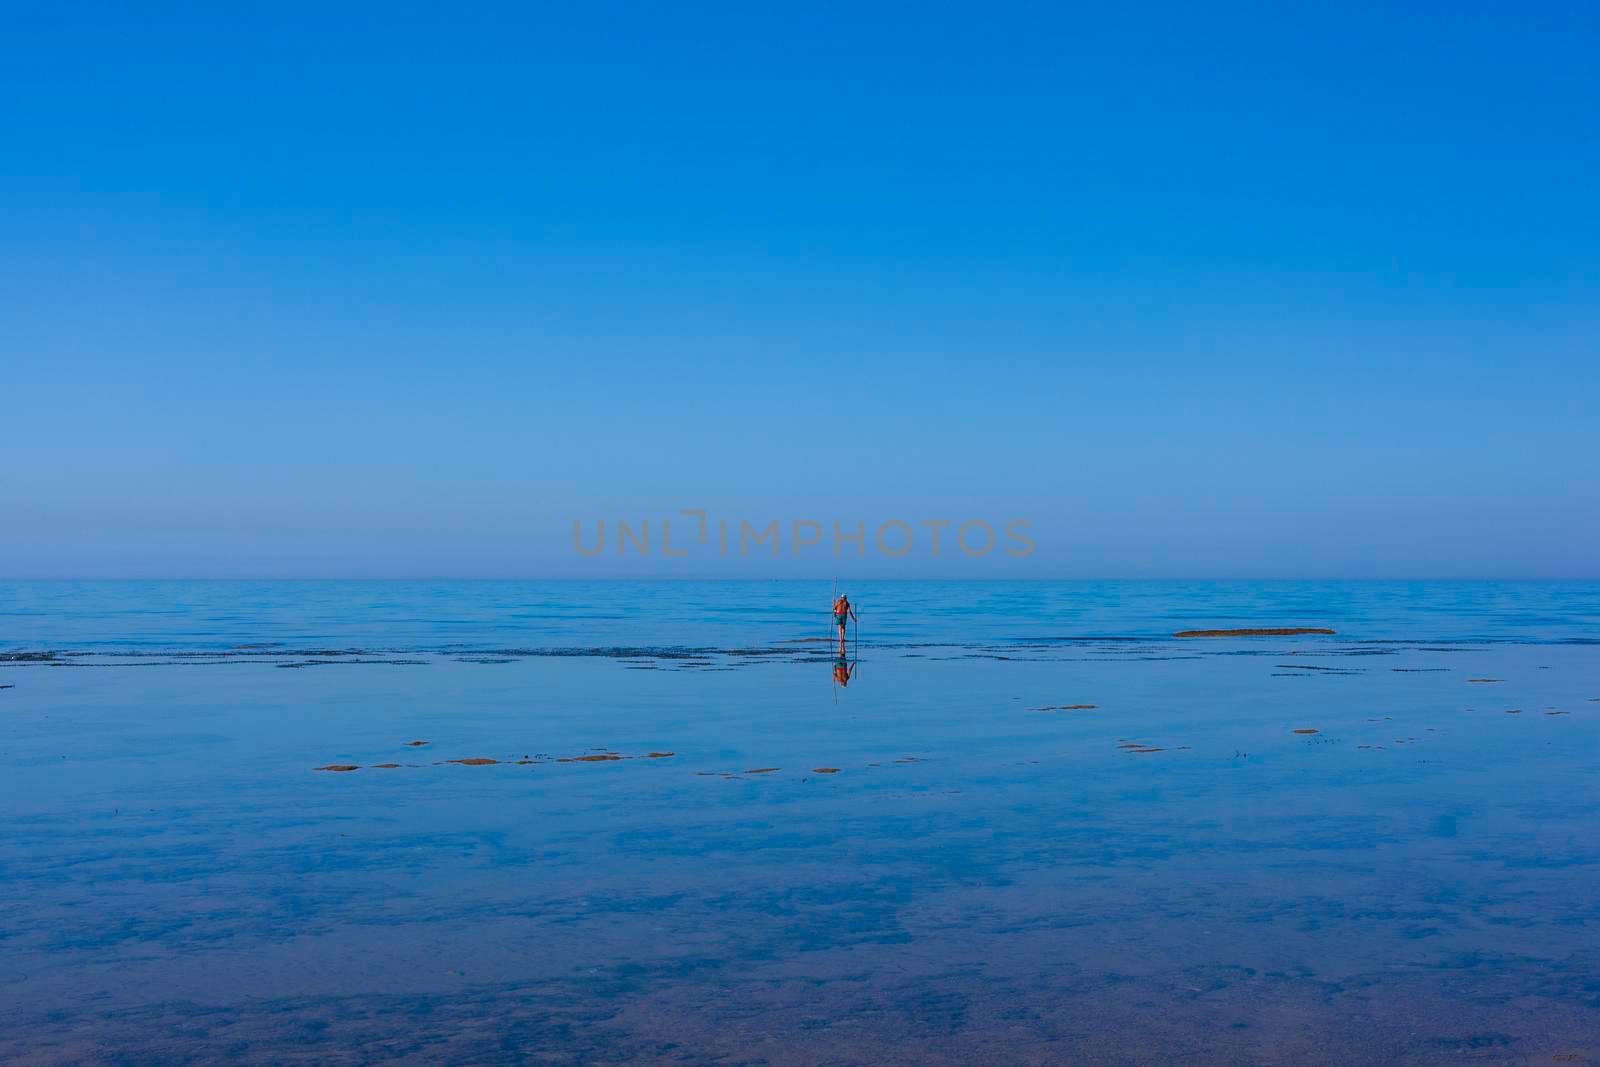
[4,1,1596,578]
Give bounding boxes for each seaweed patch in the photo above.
[1175,628,1335,638]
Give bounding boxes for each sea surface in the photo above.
[2,581,1597,1064]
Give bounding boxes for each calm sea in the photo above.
[4,579,1599,651]
[1,581,1596,1064]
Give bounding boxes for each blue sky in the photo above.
[3,1,1596,578]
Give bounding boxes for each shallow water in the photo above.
[1,582,1597,1064]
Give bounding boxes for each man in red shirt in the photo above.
[832,593,857,655]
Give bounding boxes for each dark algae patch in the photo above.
[1293,728,1320,735]
[1175,628,1335,637]
[1275,664,1359,673]
[404,740,430,746]
[319,748,670,771]
[813,767,840,774]
[1032,703,1098,711]
[745,767,780,774]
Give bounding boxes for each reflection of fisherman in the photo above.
[833,655,856,687]
[832,593,857,654]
